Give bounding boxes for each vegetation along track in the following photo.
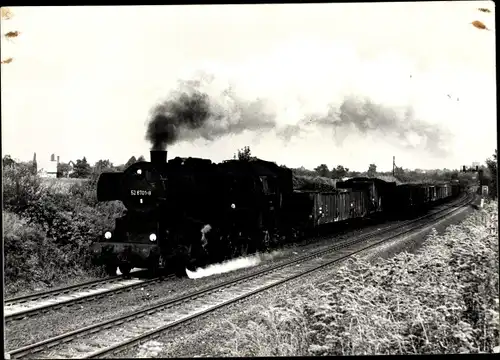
[7,194,474,359]
[4,270,170,322]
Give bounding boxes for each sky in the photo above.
[1,2,496,172]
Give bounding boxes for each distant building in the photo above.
[66,161,76,178]
[38,153,59,178]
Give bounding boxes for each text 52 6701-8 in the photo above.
[130,190,152,196]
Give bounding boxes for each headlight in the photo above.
[231,203,236,209]
[149,233,157,241]
[104,231,112,239]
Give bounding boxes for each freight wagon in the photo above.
[336,177,397,215]
[287,188,368,231]
[393,182,459,218]
[395,184,426,214]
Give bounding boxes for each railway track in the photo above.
[4,270,169,322]
[6,194,473,359]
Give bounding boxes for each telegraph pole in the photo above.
[392,156,395,177]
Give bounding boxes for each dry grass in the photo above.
[216,201,499,355]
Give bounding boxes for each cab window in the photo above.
[260,176,276,195]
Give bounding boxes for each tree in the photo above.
[314,164,330,177]
[70,157,92,178]
[3,155,16,168]
[294,166,317,177]
[485,149,497,199]
[124,156,137,168]
[94,159,114,173]
[393,166,412,182]
[331,165,349,179]
[236,146,253,161]
[367,163,377,178]
[394,165,404,178]
[57,162,72,178]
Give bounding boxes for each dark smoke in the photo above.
[146,91,211,150]
[146,76,277,150]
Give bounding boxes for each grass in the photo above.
[214,200,499,355]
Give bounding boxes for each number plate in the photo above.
[130,190,152,196]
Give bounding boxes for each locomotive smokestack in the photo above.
[150,150,167,165]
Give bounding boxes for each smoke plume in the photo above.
[145,74,277,150]
[146,72,452,156]
[294,96,452,156]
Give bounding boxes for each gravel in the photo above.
[5,273,104,299]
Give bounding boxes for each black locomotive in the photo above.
[91,150,461,276]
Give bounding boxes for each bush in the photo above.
[218,202,499,355]
[67,173,100,206]
[293,174,337,191]
[3,162,44,213]
[4,212,80,293]
[219,299,310,356]
[3,163,125,293]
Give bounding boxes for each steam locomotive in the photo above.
[91,150,461,277]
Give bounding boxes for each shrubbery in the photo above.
[4,212,73,290]
[3,163,125,294]
[220,201,499,355]
[3,162,44,212]
[293,174,337,191]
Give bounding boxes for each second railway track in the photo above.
[6,194,474,359]
[4,270,170,322]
